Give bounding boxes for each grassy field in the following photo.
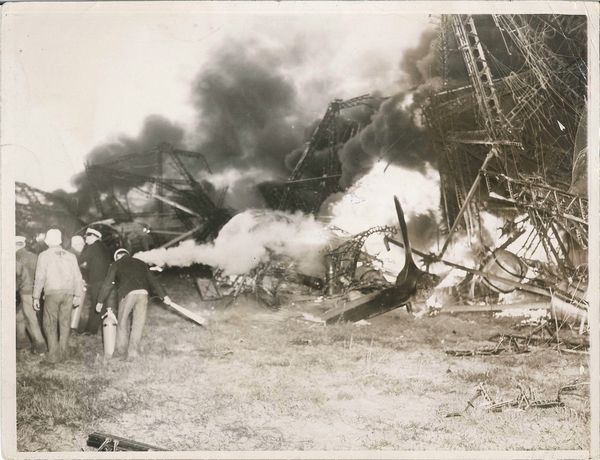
[16,272,590,452]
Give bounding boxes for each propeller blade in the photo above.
[393,196,404,228]
[393,195,414,263]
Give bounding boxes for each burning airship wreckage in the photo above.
[17,15,589,338]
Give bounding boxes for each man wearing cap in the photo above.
[96,249,170,359]
[15,236,47,354]
[79,228,112,335]
[33,229,84,364]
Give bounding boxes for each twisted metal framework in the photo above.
[15,182,84,236]
[86,143,232,247]
[278,94,384,213]
[425,14,587,279]
[327,225,398,292]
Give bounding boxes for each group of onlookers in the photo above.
[15,227,169,365]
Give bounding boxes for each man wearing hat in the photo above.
[79,227,112,335]
[96,248,170,359]
[33,229,84,364]
[15,236,46,354]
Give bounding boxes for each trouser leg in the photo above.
[36,299,44,330]
[21,294,47,353]
[115,295,135,356]
[128,294,148,356]
[58,294,72,360]
[84,282,103,334]
[16,304,29,349]
[43,295,60,363]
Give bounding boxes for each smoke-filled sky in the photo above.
[3,2,433,193]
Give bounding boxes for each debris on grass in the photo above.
[87,432,166,451]
[446,334,530,357]
[446,381,568,417]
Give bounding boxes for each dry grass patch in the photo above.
[14,272,591,451]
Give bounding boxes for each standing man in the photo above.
[33,229,84,364]
[15,236,47,354]
[79,228,112,335]
[96,249,170,359]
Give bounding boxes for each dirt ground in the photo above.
[16,272,590,452]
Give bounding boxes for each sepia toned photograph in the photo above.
[1,2,598,457]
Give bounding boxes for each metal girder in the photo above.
[451,15,512,139]
[158,143,216,213]
[278,94,383,211]
[482,171,588,227]
[448,130,522,146]
[87,165,184,195]
[428,70,536,124]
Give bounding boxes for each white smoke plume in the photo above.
[135,209,331,276]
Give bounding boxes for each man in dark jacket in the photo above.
[96,249,170,359]
[16,236,47,354]
[79,228,112,334]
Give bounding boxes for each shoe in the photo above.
[112,351,126,361]
[33,344,48,355]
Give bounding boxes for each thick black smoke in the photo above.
[191,42,306,177]
[61,40,313,217]
[185,41,313,208]
[337,92,434,188]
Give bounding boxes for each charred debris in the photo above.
[17,15,588,340]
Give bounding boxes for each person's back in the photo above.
[36,247,82,296]
[96,249,168,359]
[111,255,165,300]
[33,229,83,364]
